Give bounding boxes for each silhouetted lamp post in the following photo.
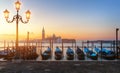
[3,1,31,59]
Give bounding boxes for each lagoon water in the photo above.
[36,41,115,61]
[0,40,116,61]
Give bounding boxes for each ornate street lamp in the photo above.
[3,0,31,59]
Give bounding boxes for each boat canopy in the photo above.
[55,47,61,52]
[84,48,89,53]
[91,53,97,56]
[66,48,74,54]
[101,48,114,55]
[94,48,100,53]
[47,47,51,52]
[102,48,110,53]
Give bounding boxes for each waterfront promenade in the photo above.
[0,61,120,73]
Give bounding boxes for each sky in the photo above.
[0,0,120,41]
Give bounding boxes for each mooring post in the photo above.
[116,28,119,59]
[74,40,77,60]
[100,41,103,61]
[62,39,64,60]
[40,40,42,60]
[35,44,37,51]
[51,40,53,60]
[86,41,89,60]
[72,41,73,48]
[40,40,42,54]
[92,41,94,51]
[49,39,51,56]
[113,40,115,53]
[87,40,89,48]
[82,41,84,51]
[111,41,113,51]
[36,42,37,48]
[27,32,29,48]
[7,42,9,55]
[4,40,6,53]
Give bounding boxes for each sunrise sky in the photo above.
[0,0,120,41]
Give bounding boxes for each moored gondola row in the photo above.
[40,46,118,60]
[0,46,119,61]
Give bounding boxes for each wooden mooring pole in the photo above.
[62,40,64,59]
[51,40,53,60]
[40,40,42,55]
[87,40,89,48]
[116,28,119,59]
[4,40,6,53]
[7,42,9,55]
[82,41,84,51]
[74,41,77,60]
[100,41,103,61]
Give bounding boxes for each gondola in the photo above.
[0,49,15,60]
[55,47,63,60]
[94,48,115,60]
[0,50,7,58]
[66,47,74,60]
[84,47,98,60]
[41,47,51,60]
[76,47,85,60]
[23,47,38,60]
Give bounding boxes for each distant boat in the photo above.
[55,47,63,60]
[41,47,51,60]
[66,47,74,60]
[84,47,98,60]
[94,48,115,60]
[76,47,85,60]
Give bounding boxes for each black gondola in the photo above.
[0,50,7,58]
[66,47,74,60]
[76,47,85,60]
[41,47,51,60]
[55,47,63,60]
[84,47,98,60]
[94,48,115,60]
[0,49,15,60]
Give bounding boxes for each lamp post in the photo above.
[3,1,31,59]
